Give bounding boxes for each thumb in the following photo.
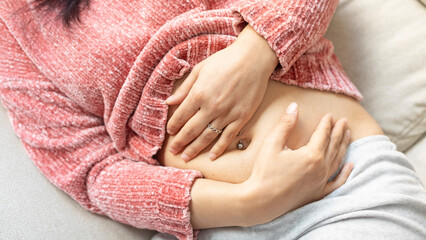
[270,102,299,149]
[165,67,199,105]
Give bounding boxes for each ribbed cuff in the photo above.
[270,38,363,101]
[88,160,203,240]
[155,168,203,240]
[232,0,295,71]
[232,0,338,73]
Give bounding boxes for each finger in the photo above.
[322,162,354,196]
[307,113,333,153]
[168,110,213,155]
[166,92,201,135]
[180,119,227,162]
[209,121,244,160]
[165,66,200,105]
[268,102,299,149]
[324,118,347,166]
[327,129,351,179]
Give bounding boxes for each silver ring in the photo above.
[207,123,222,134]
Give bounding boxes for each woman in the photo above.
[0,1,425,240]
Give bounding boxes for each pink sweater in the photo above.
[0,0,361,239]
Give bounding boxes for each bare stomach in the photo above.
[157,74,383,183]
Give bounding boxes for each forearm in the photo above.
[190,178,252,229]
[232,24,279,75]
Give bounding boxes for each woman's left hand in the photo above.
[166,25,279,161]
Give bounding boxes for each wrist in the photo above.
[240,176,295,226]
[233,181,258,227]
[233,25,279,72]
[190,178,258,229]
[238,178,271,226]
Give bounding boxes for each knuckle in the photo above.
[173,115,185,126]
[237,107,251,117]
[338,148,347,159]
[336,149,346,161]
[172,140,183,150]
[280,117,295,128]
[215,93,226,103]
[224,131,236,141]
[185,128,198,139]
[209,103,220,112]
[212,98,226,110]
[307,151,323,165]
[201,132,217,144]
[329,141,339,152]
[334,151,344,161]
[331,132,341,143]
[193,91,205,102]
[325,127,332,138]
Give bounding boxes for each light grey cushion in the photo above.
[325,0,426,152]
[0,106,156,240]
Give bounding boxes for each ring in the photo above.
[207,123,222,134]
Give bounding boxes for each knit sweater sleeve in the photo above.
[232,0,339,72]
[0,19,201,240]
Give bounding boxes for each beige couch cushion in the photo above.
[325,0,426,152]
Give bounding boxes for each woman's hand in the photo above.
[166,25,279,161]
[241,102,353,226]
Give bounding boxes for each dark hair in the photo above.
[33,0,90,26]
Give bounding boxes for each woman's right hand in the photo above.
[241,102,353,226]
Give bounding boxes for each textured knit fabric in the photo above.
[153,136,426,240]
[0,0,361,239]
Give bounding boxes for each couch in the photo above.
[1,0,425,239]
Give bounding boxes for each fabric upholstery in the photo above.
[325,0,426,152]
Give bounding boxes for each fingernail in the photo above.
[181,153,190,162]
[169,147,178,155]
[167,129,173,135]
[208,153,217,160]
[286,102,298,114]
[341,164,349,173]
[344,162,354,172]
[165,95,175,104]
